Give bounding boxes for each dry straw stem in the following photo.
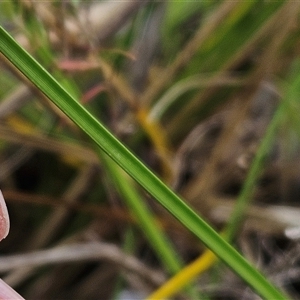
[0,84,32,118]
[28,164,97,248]
[2,190,134,223]
[0,124,98,164]
[2,165,98,286]
[2,190,182,235]
[211,199,300,237]
[136,108,174,180]
[5,189,293,237]
[141,1,241,108]
[0,54,76,127]
[183,1,298,209]
[18,1,147,47]
[219,1,295,74]
[95,57,138,109]
[0,242,166,287]
[181,82,273,209]
[167,1,293,136]
[149,74,246,122]
[95,57,174,179]
[72,55,174,179]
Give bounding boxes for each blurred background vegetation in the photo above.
[1,1,300,299]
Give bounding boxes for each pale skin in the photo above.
[0,191,24,299]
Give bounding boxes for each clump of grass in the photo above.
[0,2,299,299]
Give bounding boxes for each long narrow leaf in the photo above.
[0,26,287,300]
[99,150,183,274]
[99,151,200,298]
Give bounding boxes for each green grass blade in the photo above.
[0,26,288,300]
[99,151,200,298]
[99,150,183,274]
[225,106,283,241]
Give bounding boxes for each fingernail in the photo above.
[0,190,9,241]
